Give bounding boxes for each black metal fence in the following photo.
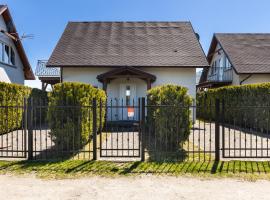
[0,97,270,161]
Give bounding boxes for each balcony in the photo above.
[197,67,233,89]
[207,67,233,82]
[35,60,60,90]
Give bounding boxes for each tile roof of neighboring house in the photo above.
[47,21,208,68]
[199,33,270,84]
[35,60,60,77]
[209,33,270,74]
[0,5,35,80]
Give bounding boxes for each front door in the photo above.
[119,83,136,120]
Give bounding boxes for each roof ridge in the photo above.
[67,21,191,24]
[215,33,270,36]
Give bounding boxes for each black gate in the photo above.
[99,98,142,158]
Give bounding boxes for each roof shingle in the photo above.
[47,22,208,68]
[214,33,270,74]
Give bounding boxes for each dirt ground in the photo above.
[1,175,270,200]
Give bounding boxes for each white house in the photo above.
[0,5,34,84]
[198,33,270,90]
[46,22,208,120]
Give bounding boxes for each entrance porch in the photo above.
[97,66,156,121]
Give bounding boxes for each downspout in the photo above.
[240,74,252,85]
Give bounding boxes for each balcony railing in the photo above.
[35,60,60,78]
[207,67,233,82]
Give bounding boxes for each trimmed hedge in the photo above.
[30,88,49,124]
[47,82,106,150]
[197,83,270,131]
[147,84,192,151]
[0,82,47,134]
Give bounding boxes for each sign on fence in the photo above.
[127,107,135,118]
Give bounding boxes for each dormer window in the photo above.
[0,41,16,66]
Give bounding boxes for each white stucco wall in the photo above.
[63,67,196,100]
[239,74,270,85]
[0,15,25,84]
[63,67,197,121]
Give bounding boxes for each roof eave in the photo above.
[46,64,209,68]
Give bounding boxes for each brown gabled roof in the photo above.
[47,21,208,68]
[0,5,35,80]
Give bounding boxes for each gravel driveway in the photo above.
[1,175,270,200]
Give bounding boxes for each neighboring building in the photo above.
[35,60,60,90]
[46,22,208,120]
[0,5,34,84]
[197,33,270,90]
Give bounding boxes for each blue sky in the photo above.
[2,0,270,88]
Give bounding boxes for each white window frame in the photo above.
[0,40,15,66]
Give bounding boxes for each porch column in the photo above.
[146,79,151,90]
[102,79,108,91]
[41,82,48,91]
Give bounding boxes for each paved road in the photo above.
[1,175,270,200]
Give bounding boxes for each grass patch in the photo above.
[1,160,270,180]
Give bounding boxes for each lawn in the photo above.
[1,160,270,180]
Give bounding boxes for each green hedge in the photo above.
[47,82,106,150]
[197,83,270,131]
[30,88,49,124]
[0,82,47,134]
[147,84,192,151]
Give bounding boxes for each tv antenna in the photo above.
[0,29,34,41]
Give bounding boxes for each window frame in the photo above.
[0,40,16,66]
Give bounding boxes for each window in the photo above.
[211,61,216,75]
[0,41,15,66]
[219,58,222,68]
[10,48,15,65]
[3,44,9,63]
[0,43,3,62]
[126,85,131,106]
[225,58,231,69]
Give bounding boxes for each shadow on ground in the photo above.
[1,160,270,178]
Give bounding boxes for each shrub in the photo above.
[0,82,47,134]
[0,82,31,134]
[147,84,192,152]
[29,88,48,124]
[47,82,106,150]
[197,83,270,131]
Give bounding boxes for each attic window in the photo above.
[10,48,15,65]
[0,41,16,66]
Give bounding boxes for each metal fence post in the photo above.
[221,99,225,159]
[215,98,220,161]
[27,97,33,160]
[141,97,146,161]
[23,98,27,158]
[92,98,97,160]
